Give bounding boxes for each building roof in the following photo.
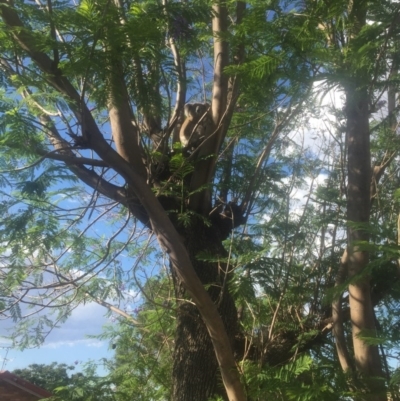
[0,370,53,398]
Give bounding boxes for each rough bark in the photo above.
[143,189,246,401]
[345,87,386,400]
[172,222,239,401]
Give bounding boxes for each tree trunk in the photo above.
[171,221,239,401]
[345,88,386,401]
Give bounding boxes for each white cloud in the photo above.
[0,300,111,347]
[43,302,111,344]
[43,339,104,349]
[287,83,345,157]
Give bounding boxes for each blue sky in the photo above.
[0,301,113,375]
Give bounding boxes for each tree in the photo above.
[103,278,175,401]
[314,1,399,398]
[1,0,400,400]
[13,362,74,392]
[0,1,251,398]
[13,362,117,401]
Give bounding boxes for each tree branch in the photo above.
[332,250,355,372]
[189,1,233,214]
[0,0,147,181]
[41,116,150,226]
[163,0,186,144]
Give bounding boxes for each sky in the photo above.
[0,301,113,374]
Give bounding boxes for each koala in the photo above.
[179,103,211,149]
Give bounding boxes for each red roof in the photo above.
[0,370,53,398]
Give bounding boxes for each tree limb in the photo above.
[189,1,241,214]
[332,250,355,372]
